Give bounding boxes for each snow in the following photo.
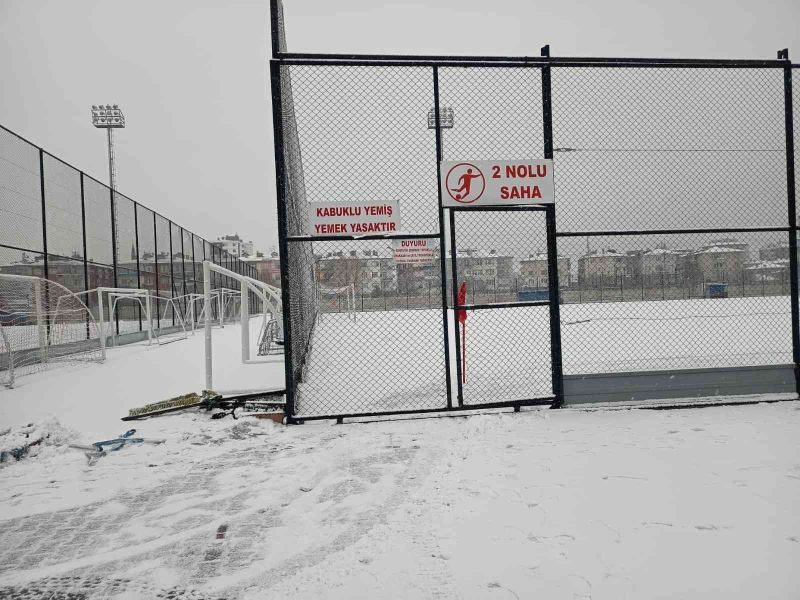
[0,397,798,598]
[1,303,798,598]
[0,317,284,436]
[297,296,791,414]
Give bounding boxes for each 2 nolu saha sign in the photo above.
[307,200,400,236]
[441,160,554,207]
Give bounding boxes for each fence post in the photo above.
[168,220,176,326]
[541,44,565,408]
[109,187,119,334]
[153,212,160,329]
[80,172,90,339]
[779,48,800,395]
[269,59,297,420]
[133,202,142,331]
[38,149,49,281]
[432,65,455,409]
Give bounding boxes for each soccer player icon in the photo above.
[451,168,482,201]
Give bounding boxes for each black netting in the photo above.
[82,176,114,267]
[42,154,83,260]
[0,127,43,253]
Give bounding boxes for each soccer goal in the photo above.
[318,284,356,321]
[0,274,104,388]
[203,260,283,393]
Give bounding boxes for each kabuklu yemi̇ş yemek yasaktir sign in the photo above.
[307,200,400,236]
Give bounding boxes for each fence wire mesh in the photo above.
[551,67,787,232]
[276,57,800,419]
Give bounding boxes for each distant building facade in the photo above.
[242,252,282,287]
[212,234,254,258]
[518,253,571,288]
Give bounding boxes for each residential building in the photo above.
[745,259,790,283]
[316,249,397,294]
[518,253,571,288]
[0,257,114,292]
[641,248,684,276]
[693,246,746,282]
[577,248,631,286]
[211,234,254,258]
[242,252,281,287]
[759,244,790,262]
[445,249,515,292]
[698,238,749,261]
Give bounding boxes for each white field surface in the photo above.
[0,300,798,598]
[297,296,792,415]
[0,317,283,435]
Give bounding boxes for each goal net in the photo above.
[318,284,356,320]
[0,274,104,388]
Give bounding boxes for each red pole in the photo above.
[461,322,466,383]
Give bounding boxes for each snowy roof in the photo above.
[318,250,394,261]
[745,260,790,270]
[241,255,278,262]
[519,253,568,261]
[582,249,626,258]
[643,248,681,256]
[446,250,513,259]
[696,246,745,254]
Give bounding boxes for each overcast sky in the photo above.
[1,0,798,253]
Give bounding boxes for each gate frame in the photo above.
[449,205,561,409]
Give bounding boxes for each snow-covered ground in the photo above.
[1,306,799,599]
[0,317,284,436]
[297,296,791,414]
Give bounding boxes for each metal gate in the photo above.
[449,206,562,409]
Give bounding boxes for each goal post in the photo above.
[91,287,153,352]
[318,283,356,321]
[203,260,283,392]
[0,274,104,388]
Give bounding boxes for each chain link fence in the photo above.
[0,124,264,338]
[272,23,799,421]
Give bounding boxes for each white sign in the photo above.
[441,160,554,207]
[393,239,438,265]
[308,201,400,236]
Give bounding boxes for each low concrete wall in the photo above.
[563,364,797,405]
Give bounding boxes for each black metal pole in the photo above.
[38,149,49,281]
[179,227,187,317]
[190,233,197,295]
[433,66,455,410]
[109,187,119,334]
[269,0,282,57]
[168,220,176,326]
[270,59,297,420]
[779,48,800,395]
[79,173,90,338]
[542,44,565,408]
[153,211,160,329]
[133,202,142,331]
[449,209,464,405]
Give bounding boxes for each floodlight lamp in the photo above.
[427,106,454,129]
[92,104,126,128]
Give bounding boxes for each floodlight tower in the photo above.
[427,106,454,159]
[91,104,125,259]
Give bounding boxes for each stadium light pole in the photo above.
[428,106,454,160]
[91,104,125,260]
[91,104,125,193]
